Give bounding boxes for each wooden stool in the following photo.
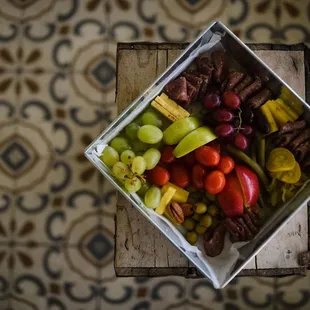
[115,43,309,278]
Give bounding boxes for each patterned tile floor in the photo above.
[0,0,309,309]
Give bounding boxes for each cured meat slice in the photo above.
[164,76,188,104]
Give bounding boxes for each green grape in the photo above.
[138,125,163,144]
[110,136,131,154]
[131,140,149,152]
[141,111,163,128]
[120,150,135,165]
[100,146,119,167]
[143,148,161,170]
[150,140,164,150]
[137,181,150,197]
[131,156,146,175]
[125,176,142,193]
[112,161,130,181]
[144,186,161,209]
[125,123,140,140]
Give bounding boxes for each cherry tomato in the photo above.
[192,164,207,190]
[161,145,175,164]
[204,170,226,195]
[207,141,221,154]
[147,165,170,186]
[194,146,220,167]
[184,152,196,167]
[217,155,235,175]
[170,164,190,188]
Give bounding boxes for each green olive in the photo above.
[205,192,216,202]
[183,218,196,231]
[192,213,202,222]
[186,185,197,193]
[200,214,212,228]
[185,231,198,245]
[207,204,219,216]
[195,224,207,235]
[194,202,207,214]
[211,218,219,228]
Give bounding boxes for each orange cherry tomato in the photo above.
[207,141,221,154]
[217,155,235,175]
[161,145,175,164]
[194,146,220,167]
[147,165,170,186]
[204,170,226,195]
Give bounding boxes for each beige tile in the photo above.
[277,0,310,43]
[20,0,108,72]
[0,245,10,310]
[227,0,279,43]
[14,156,102,244]
[0,1,22,23]
[10,244,99,309]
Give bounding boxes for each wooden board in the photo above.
[115,43,309,277]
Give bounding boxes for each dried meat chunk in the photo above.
[198,73,211,100]
[294,139,310,162]
[223,71,245,92]
[164,76,188,104]
[247,88,273,109]
[233,75,253,94]
[211,51,226,82]
[196,54,214,76]
[186,81,198,103]
[238,77,262,102]
[289,128,310,151]
[279,120,306,134]
[203,224,226,257]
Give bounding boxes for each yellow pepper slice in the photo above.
[272,162,301,184]
[279,162,301,184]
[266,148,296,172]
[155,187,176,215]
[266,100,293,126]
[275,98,299,121]
[259,103,278,133]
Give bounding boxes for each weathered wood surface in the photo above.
[115,43,309,277]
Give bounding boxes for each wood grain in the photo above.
[115,43,308,277]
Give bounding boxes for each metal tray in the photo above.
[85,21,310,288]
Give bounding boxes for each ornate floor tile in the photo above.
[0,0,22,23]
[227,0,279,43]
[99,276,187,310]
[16,72,112,157]
[10,244,99,310]
[276,0,310,43]
[0,20,22,74]
[107,0,159,42]
[275,275,310,310]
[186,277,276,310]
[13,156,102,244]
[0,244,12,310]
[0,71,19,122]
[0,188,15,243]
[157,0,229,42]
[19,0,108,72]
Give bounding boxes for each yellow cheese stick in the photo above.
[266,100,292,126]
[161,183,189,203]
[275,98,298,121]
[151,100,178,122]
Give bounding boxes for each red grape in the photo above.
[242,124,254,137]
[213,108,234,122]
[203,94,221,109]
[222,91,240,109]
[215,123,234,137]
[234,133,248,150]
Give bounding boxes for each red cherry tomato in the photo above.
[184,152,196,167]
[194,146,220,167]
[161,145,175,164]
[207,141,221,154]
[204,170,226,195]
[192,164,207,190]
[147,165,170,186]
[170,164,190,188]
[217,155,235,175]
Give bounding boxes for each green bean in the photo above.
[258,137,266,169]
[227,144,269,186]
[250,139,257,163]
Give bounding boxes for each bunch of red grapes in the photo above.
[203,91,254,150]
